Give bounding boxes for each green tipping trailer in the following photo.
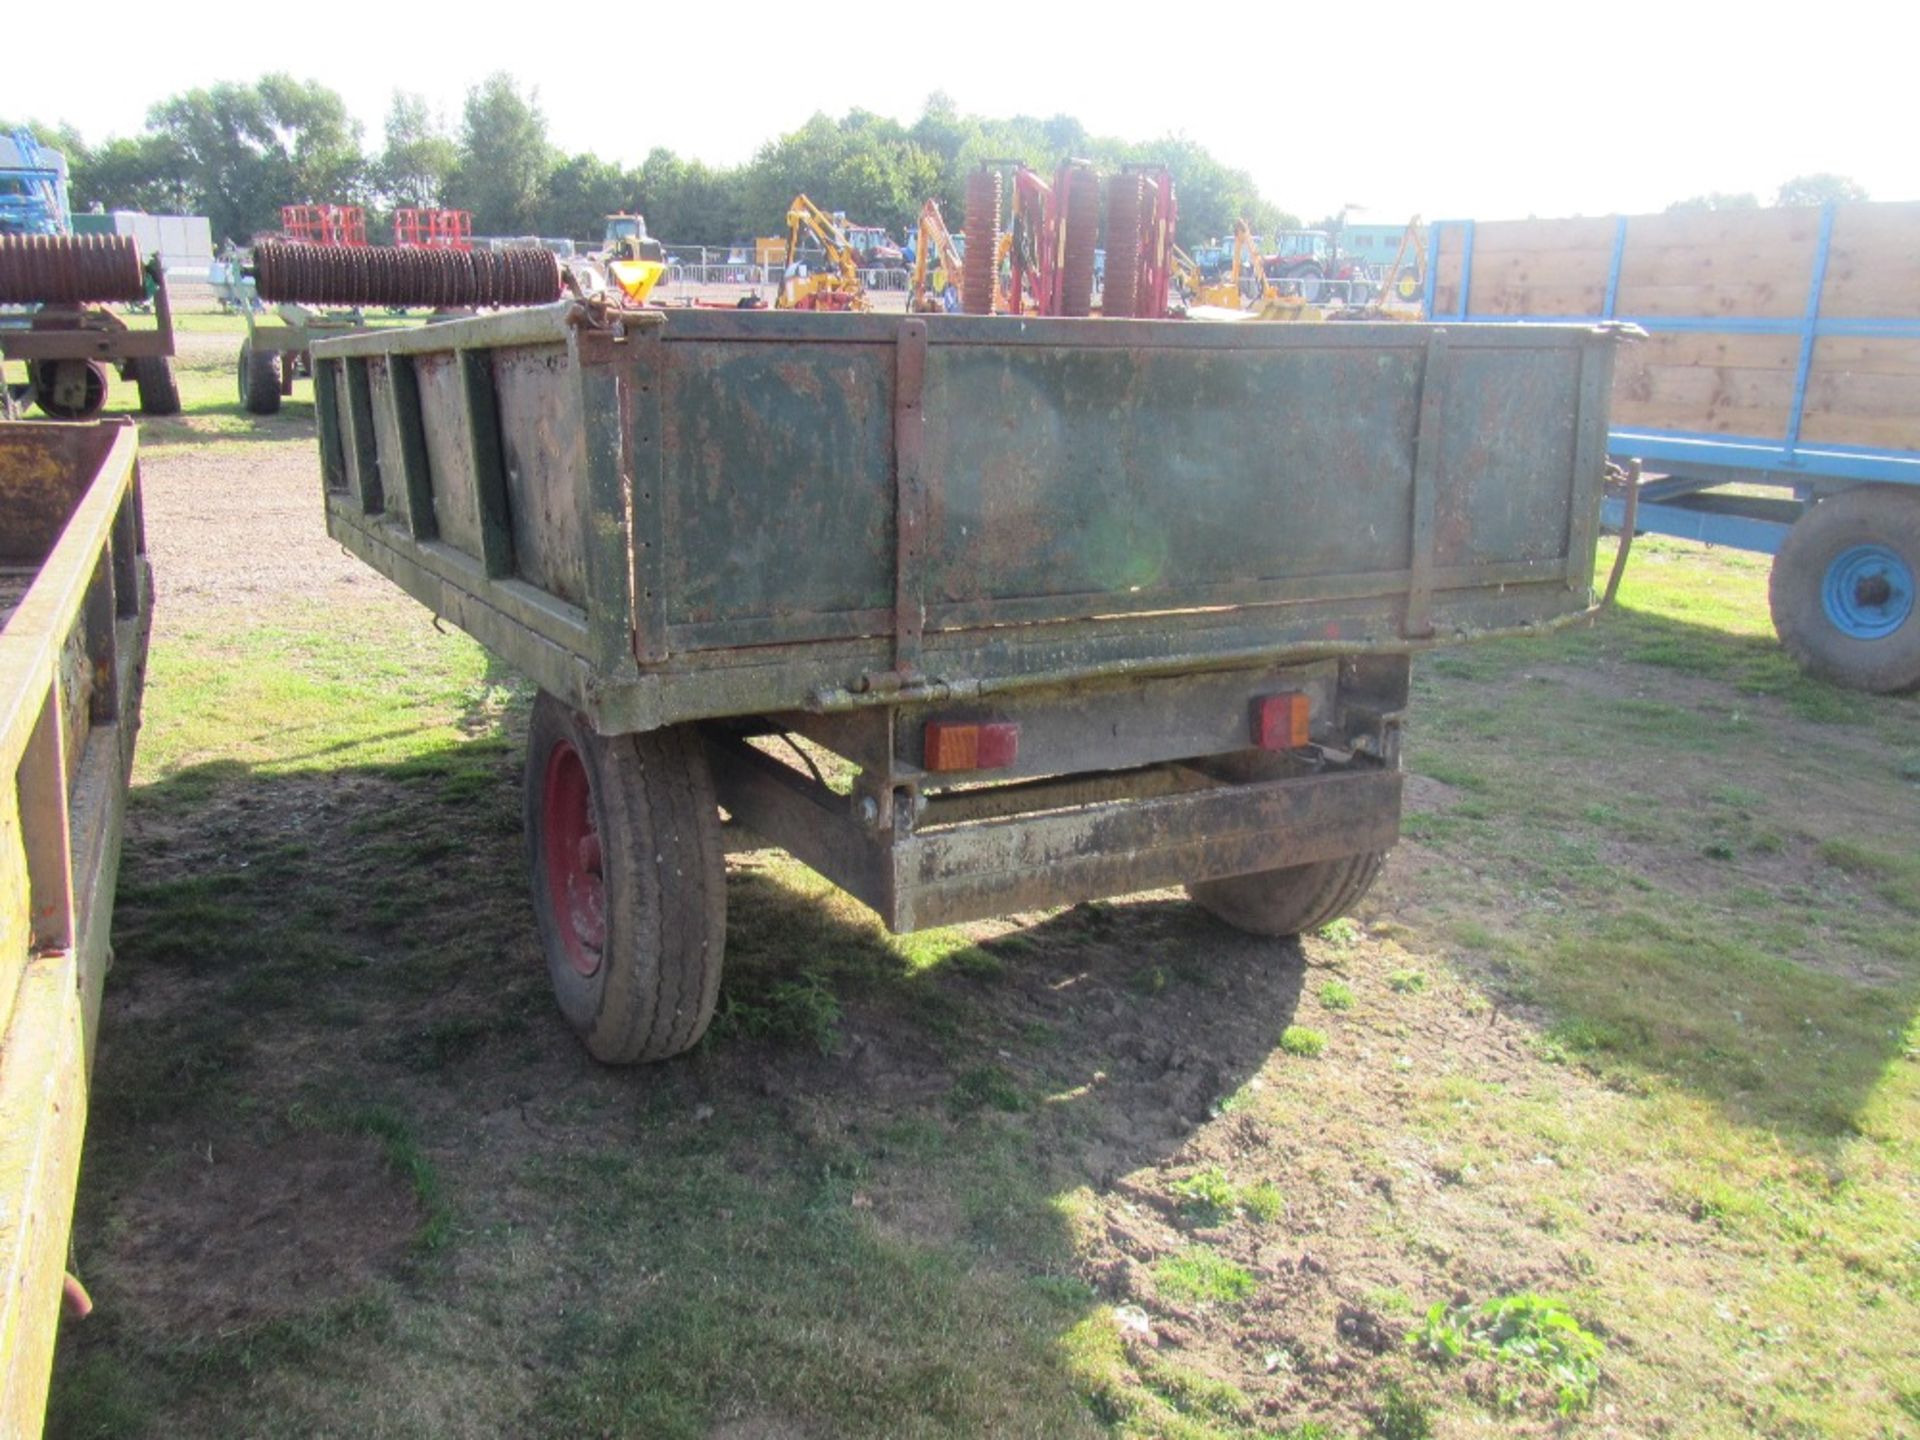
[312,303,1624,1063]
[0,420,151,1433]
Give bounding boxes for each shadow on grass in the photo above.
[52,732,1308,1440]
[1405,593,1920,1149]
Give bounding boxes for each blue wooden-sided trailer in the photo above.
[1424,202,1920,693]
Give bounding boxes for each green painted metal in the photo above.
[313,304,1620,735]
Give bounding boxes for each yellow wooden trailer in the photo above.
[0,419,151,1435]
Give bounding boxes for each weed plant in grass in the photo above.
[1279,1025,1326,1057]
[1317,980,1355,1010]
[1153,1249,1258,1305]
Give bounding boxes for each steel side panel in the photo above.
[1433,347,1579,570]
[493,343,589,608]
[315,313,1613,722]
[922,344,1420,604]
[412,352,484,560]
[661,341,897,628]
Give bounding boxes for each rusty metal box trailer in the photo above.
[312,303,1621,1063]
[0,420,151,1433]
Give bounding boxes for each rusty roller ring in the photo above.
[0,235,146,305]
[250,239,562,309]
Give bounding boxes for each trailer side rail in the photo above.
[0,421,150,1434]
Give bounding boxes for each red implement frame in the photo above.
[1006,160,1096,317]
[393,208,473,250]
[1126,166,1178,320]
[280,205,367,247]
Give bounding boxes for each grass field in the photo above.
[41,323,1920,1439]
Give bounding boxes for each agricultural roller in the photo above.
[0,235,179,420]
[231,239,565,416]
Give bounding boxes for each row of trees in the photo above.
[1668,174,1871,212]
[11,77,1297,248]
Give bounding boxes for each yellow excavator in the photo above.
[1177,222,1315,320]
[772,194,869,311]
[909,199,965,313]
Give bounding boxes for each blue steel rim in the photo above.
[1821,543,1915,640]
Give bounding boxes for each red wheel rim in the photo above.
[541,740,605,977]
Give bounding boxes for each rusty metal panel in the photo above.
[411,352,485,561]
[366,357,405,526]
[0,423,117,562]
[920,342,1423,612]
[893,766,1402,931]
[1431,346,1580,572]
[493,342,588,608]
[659,340,897,632]
[314,309,1619,735]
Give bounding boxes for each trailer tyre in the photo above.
[1769,485,1920,694]
[131,356,181,416]
[524,693,727,1064]
[239,340,281,415]
[1186,850,1385,938]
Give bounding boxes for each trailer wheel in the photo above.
[29,359,109,420]
[1769,485,1920,694]
[524,692,726,1063]
[239,340,281,415]
[130,356,180,416]
[1186,850,1385,938]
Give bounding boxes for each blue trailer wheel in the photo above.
[1821,544,1914,640]
[1770,486,1920,693]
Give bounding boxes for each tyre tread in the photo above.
[1187,850,1385,938]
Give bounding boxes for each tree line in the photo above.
[9,77,1300,250]
[1668,174,1870,211]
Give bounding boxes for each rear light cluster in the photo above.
[923,720,1020,772]
[920,690,1309,774]
[1253,691,1311,750]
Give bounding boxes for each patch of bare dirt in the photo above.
[139,440,385,625]
[96,1132,420,1337]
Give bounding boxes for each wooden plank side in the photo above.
[1801,369,1920,451]
[1430,226,1467,314]
[1800,411,1920,450]
[1624,206,1822,253]
[1434,204,1919,328]
[1460,217,1620,251]
[1464,280,1608,317]
[0,422,144,1440]
[1822,202,1920,318]
[1619,331,1801,373]
[0,947,86,1440]
[0,724,30,1055]
[1616,280,1808,320]
[1813,337,1920,376]
[1610,332,1800,440]
[1611,366,1795,439]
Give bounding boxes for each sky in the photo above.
[9,0,1909,225]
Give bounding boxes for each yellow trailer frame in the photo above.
[0,420,150,1434]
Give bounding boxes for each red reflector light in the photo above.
[1253,692,1311,750]
[924,720,1020,772]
